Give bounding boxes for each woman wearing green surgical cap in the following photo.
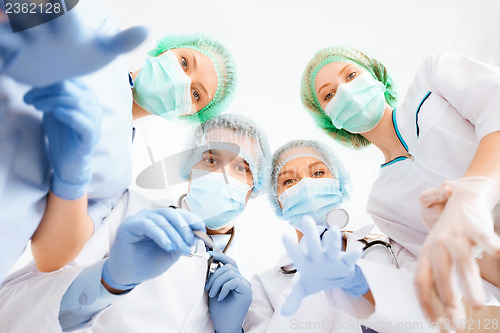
[131,33,237,123]
[300,46,500,324]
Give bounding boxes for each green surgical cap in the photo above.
[148,33,237,124]
[300,46,398,149]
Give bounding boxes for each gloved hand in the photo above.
[24,79,102,200]
[102,208,204,291]
[281,215,368,316]
[0,6,147,86]
[419,184,452,229]
[205,251,251,333]
[415,177,500,324]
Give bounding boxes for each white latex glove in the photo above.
[420,184,452,229]
[415,177,500,326]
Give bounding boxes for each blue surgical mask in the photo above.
[278,178,343,228]
[186,169,251,230]
[324,73,386,134]
[133,51,193,120]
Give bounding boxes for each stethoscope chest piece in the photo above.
[326,208,349,229]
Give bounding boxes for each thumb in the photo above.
[281,284,306,317]
[419,185,452,229]
[420,185,451,208]
[96,26,148,55]
[479,232,500,257]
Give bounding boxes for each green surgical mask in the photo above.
[133,51,193,120]
[324,73,386,134]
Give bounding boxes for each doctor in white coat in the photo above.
[299,47,500,322]
[0,114,271,333]
[244,140,439,333]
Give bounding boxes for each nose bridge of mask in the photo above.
[279,178,343,228]
[325,73,372,123]
[279,177,339,209]
[324,73,386,132]
[191,168,250,202]
[224,171,252,200]
[158,51,193,116]
[187,169,248,230]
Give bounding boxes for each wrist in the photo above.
[101,277,129,295]
[101,261,138,292]
[51,171,91,200]
[448,176,500,209]
[341,265,369,297]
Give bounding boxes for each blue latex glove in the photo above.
[0,5,147,86]
[281,215,369,316]
[24,79,101,200]
[205,251,251,333]
[102,208,204,291]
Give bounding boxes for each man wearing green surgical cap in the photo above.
[300,46,500,325]
[132,33,238,124]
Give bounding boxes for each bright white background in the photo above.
[103,0,500,274]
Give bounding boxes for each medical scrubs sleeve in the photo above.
[415,52,500,141]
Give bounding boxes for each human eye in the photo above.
[324,91,335,102]
[202,155,217,166]
[234,162,251,173]
[283,179,296,186]
[312,170,325,177]
[347,71,357,81]
[192,89,200,101]
[181,57,188,70]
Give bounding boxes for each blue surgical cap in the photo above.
[179,113,271,197]
[270,139,351,217]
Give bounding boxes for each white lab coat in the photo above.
[367,52,500,257]
[0,191,241,333]
[244,230,437,333]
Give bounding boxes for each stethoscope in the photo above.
[176,194,236,280]
[280,208,399,274]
